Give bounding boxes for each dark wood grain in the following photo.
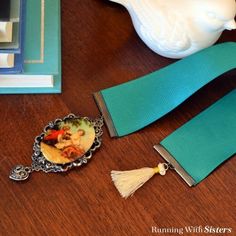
[0,1,235,235]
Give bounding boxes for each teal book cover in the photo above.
[0,0,61,94]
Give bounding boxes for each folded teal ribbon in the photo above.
[94,42,236,137]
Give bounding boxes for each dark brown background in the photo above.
[0,1,235,235]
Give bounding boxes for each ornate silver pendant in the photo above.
[9,114,103,181]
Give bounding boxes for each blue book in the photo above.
[0,52,24,73]
[0,0,25,73]
[0,0,24,52]
[0,0,61,94]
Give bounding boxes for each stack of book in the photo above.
[0,0,61,94]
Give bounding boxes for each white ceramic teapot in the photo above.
[110,0,236,58]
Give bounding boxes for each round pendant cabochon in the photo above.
[41,118,96,164]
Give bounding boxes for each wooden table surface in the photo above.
[1,1,236,235]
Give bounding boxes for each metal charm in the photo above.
[9,165,32,181]
[9,114,103,181]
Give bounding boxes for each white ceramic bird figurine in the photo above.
[109,0,236,58]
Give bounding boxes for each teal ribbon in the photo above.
[94,42,236,137]
[159,89,236,185]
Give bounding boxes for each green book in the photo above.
[0,0,61,94]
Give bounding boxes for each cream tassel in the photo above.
[111,163,168,198]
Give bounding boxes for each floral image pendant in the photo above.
[9,114,103,181]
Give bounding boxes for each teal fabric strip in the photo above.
[95,42,236,137]
[161,89,236,184]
